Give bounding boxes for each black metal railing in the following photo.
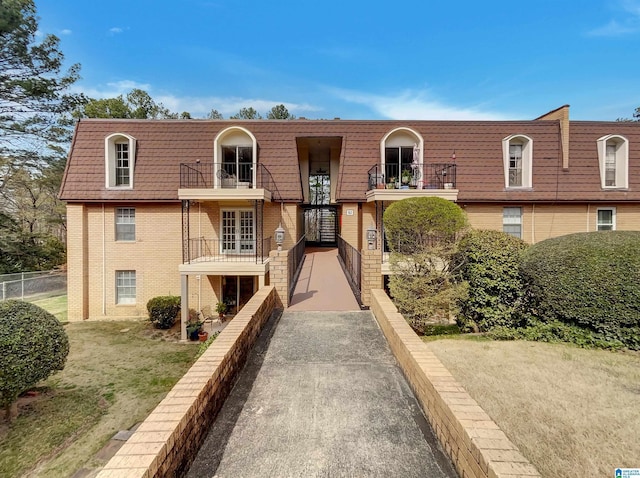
[186,237,271,264]
[337,235,361,304]
[179,162,280,199]
[288,235,306,302]
[367,163,457,190]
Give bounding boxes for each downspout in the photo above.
[587,204,590,232]
[198,202,201,312]
[531,204,536,244]
[102,203,106,316]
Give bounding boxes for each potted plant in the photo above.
[386,177,396,189]
[215,301,227,320]
[401,169,411,185]
[186,319,203,341]
[198,329,209,342]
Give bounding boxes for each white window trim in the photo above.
[503,206,523,238]
[502,134,533,189]
[213,126,257,188]
[596,207,616,231]
[220,208,256,254]
[597,135,628,189]
[105,133,136,189]
[115,270,136,305]
[115,207,136,242]
[380,127,424,180]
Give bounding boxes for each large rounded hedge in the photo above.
[0,300,69,418]
[383,197,467,254]
[456,229,528,331]
[147,295,181,329]
[519,231,640,348]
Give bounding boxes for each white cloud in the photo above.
[328,88,506,120]
[588,0,640,36]
[60,29,72,36]
[70,80,151,99]
[109,27,124,34]
[155,95,320,117]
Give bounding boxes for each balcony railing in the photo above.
[368,163,457,190]
[180,162,280,198]
[185,237,272,264]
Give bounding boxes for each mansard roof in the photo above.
[59,116,640,203]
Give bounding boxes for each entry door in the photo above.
[221,210,254,254]
[304,207,337,246]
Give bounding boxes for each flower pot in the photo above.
[198,331,209,342]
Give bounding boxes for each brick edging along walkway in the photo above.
[370,289,541,478]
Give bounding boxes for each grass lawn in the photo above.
[427,337,640,477]
[28,294,68,322]
[0,318,199,478]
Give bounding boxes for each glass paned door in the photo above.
[222,210,254,254]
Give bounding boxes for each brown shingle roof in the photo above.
[59,118,640,203]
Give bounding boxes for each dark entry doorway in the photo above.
[222,276,255,315]
[304,206,338,246]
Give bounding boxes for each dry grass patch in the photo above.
[427,338,640,477]
[0,320,199,478]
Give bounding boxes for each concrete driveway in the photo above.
[187,310,457,478]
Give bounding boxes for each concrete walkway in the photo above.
[288,248,360,311]
[187,310,457,478]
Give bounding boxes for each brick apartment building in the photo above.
[59,105,640,322]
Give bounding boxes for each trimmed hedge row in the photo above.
[519,231,640,349]
[455,229,528,332]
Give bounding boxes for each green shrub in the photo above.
[384,197,468,254]
[0,300,69,420]
[519,231,640,349]
[146,296,181,329]
[455,230,528,331]
[384,198,469,332]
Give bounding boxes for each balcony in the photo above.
[178,162,279,202]
[365,163,458,202]
[179,237,272,275]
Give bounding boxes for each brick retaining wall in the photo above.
[96,285,281,478]
[370,289,540,478]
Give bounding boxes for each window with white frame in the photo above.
[214,127,257,188]
[502,135,533,188]
[116,271,136,304]
[221,209,255,253]
[597,207,615,231]
[381,128,423,188]
[105,133,136,188]
[503,207,522,238]
[115,208,135,241]
[597,135,628,189]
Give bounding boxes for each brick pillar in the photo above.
[269,249,290,308]
[360,249,382,307]
[66,204,89,321]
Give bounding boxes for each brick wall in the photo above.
[96,286,281,478]
[360,250,382,307]
[268,249,290,308]
[370,290,540,478]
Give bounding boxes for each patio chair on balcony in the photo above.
[217,169,237,188]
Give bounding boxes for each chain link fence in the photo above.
[0,270,67,301]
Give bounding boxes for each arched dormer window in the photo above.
[381,127,424,187]
[502,134,533,189]
[597,134,628,189]
[213,126,257,189]
[105,133,136,189]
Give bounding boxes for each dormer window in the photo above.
[503,135,533,188]
[214,127,257,188]
[597,135,628,189]
[105,133,136,189]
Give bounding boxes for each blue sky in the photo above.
[37,0,640,121]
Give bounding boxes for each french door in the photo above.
[221,209,254,254]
